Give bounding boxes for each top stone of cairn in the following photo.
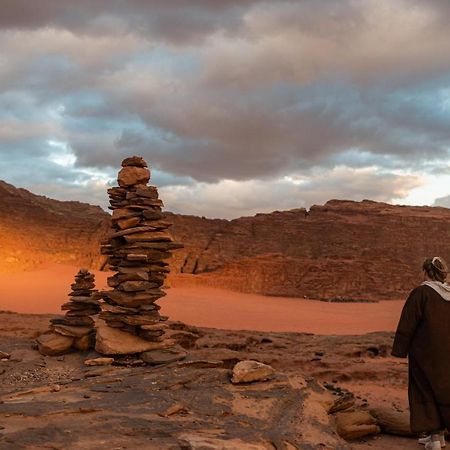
[121,156,148,168]
[118,156,150,187]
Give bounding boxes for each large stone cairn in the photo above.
[98,156,182,355]
[37,269,100,355]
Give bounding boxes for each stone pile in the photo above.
[37,269,100,355]
[97,156,182,355]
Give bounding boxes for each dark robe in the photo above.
[392,284,450,433]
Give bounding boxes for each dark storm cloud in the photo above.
[0,0,258,44]
[0,0,450,216]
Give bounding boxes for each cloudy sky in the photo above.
[1,0,450,218]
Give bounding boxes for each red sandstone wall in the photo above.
[0,181,110,271]
[2,179,450,301]
[169,200,450,300]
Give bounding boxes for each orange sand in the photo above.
[0,264,405,335]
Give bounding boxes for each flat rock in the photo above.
[136,186,158,198]
[118,166,150,187]
[95,320,175,355]
[178,434,272,450]
[53,325,92,338]
[231,360,275,384]
[140,348,187,365]
[111,208,141,221]
[109,225,156,238]
[36,333,74,356]
[102,289,164,307]
[119,280,159,292]
[123,231,173,243]
[121,156,148,167]
[117,217,141,230]
[84,357,114,366]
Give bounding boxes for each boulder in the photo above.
[370,406,412,436]
[36,333,74,356]
[231,360,275,384]
[335,410,380,440]
[117,166,150,187]
[95,320,174,355]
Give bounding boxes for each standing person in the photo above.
[392,257,450,449]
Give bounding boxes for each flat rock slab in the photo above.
[36,333,74,356]
[95,320,174,355]
[140,348,187,365]
[53,325,92,338]
[178,434,274,449]
[84,357,114,366]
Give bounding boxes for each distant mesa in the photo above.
[1,178,450,301]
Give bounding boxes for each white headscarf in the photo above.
[422,281,450,301]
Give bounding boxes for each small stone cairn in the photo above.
[97,156,182,355]
[37,269,100,355]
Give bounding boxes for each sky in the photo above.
[1,0,450,219]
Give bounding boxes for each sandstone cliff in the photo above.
[2,180,450,301]
[0,180,110,271]
[169,200,450,301]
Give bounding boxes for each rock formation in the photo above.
[97,156,182,355]
[4,175,450,301]
[37,269,100,355]
[169,200,450,300]
[0,180,109,272]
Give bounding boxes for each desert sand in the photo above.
[0,264,405,335]
[0,264,424,449]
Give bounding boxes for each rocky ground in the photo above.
[0,312,420,450]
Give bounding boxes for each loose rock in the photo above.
[231,360,275,384]
[36,333,74,356]
[84,357,114,366]
[335,410,380,440]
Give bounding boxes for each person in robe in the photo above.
[392,256,450,450]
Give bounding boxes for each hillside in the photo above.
[169,200,450,300]
[2,180,450,300]
[0,180,110,271]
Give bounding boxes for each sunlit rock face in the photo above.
[0,180,109,272]
[169,200,450,301]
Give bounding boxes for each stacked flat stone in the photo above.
[37,269,100,355]
[50,269,100,344]
[98,156,182,353]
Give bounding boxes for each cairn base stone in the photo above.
[95,320,175,355]
[37,333,74,356]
